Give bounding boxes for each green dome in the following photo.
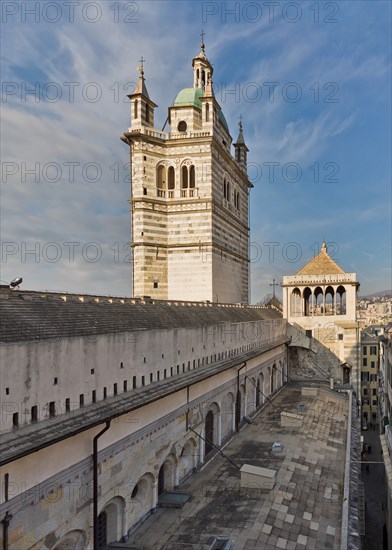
[173,88,204,109]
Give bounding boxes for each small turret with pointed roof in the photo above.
[234,117,249,171]
[128,58,157,129]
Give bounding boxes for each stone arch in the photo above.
[337,285,346,314]
[303,287,312,316]
[221,391,235,437]
[168,166,175,190]
[51,530,87,550]
[128,472,155,530]
[325,286,335,315]
[204,402,221,457]
[270,364,277,394]
[279,360,284,385]
[158,453,178,495]
[256,372,265,406]
[156,163,166,189]
[98,495,126,547]
[291,287,301,316]
[178,437,197,482]
[189,165,195,188]
[248,377,257,415]
[314,286,323,315]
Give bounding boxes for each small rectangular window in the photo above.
[177,365,180,374]
[371,361,375,368]
[120,362,124,369]
[53,377,58,385]
[49,401,56,418]
[65,398,70,412]
[363,358,368,366]
[92,390,96,403]
[31,405,38,423]
[103,387,107,399]
[79,394,84,407]
[133,376,137,389]
[5,387,9,395]
[143,187,147,195]
[157,371,160,380]
[124,380,128,392]
[363,346,367,356]
[372,388,377,395]
[153,282,158,289]
[164,369,167,379]
[113,383,118,396]
[338,334,343,340]
[141,376,145,386]
[91,368,95,374]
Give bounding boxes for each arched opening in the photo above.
[303,287,312,316]
[202,70,206,88]
[249,377,256,414]
[256,378,261,407]
[157,165,165,189]
[226,182,230,202]
[325,286,335,315]
[223,179,227,199]
[128,473,154,528]
[291,288,301,316]
[189,165,195,188]
[337,285,346,315]
[181,166,188,189]
[206,102,210,122]
[97,511,107,550]
[221,392,235,437]
[168,166,175,190]
[134,99,138,119]
[314,286,323,315]
[145,104,150,124]
[205,410,214,456]
[158,464,165,495]
[51,530,86,550]
[178,120,187,132]
[342,364,350,384]
[179,438,197,481]
[271,365,277,394]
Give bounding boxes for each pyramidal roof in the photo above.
[296,243,345,276]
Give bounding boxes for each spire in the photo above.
[234,115,249,171]
[236,115,245,144]
[321,242,327,252]
[134,56,150,98]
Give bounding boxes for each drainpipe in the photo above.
[93,420,111,550]
[236,362,247,431]
[1,511,12,550]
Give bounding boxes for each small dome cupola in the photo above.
[192,31,213,90]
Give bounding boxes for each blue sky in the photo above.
[1,0,391,300]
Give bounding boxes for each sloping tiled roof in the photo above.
[0,290,282,343]
[296,243,345,276]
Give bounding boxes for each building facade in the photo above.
[121,41,251,303]
[360,328,380,428]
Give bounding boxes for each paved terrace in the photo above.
[129,384,349,550]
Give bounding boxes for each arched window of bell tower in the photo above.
[181,166,188,189]
[336,285,346,315]
[314,286,323,315]
[202,70,206,88]
[303,287,312,317]
[189,165,195,188]
[168,167,175,190]
[291,288,301,316]
[134,99,138,119]
[325,286,335,315]
[206,103,210,122]
[157,165,166,196]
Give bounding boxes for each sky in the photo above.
[1,0,391,301]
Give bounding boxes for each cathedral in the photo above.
[0,41,361,550]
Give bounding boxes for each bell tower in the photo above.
[122,40,252,303]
